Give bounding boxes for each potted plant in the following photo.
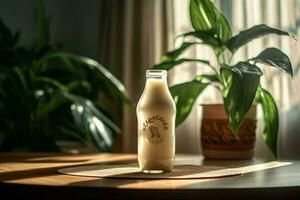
[153,0,294,159]
[0,2,130,152]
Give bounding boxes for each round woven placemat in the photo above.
[58,163,241,179]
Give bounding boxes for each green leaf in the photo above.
[63,93,120,152]
[37,51,78,74]
[34,76,68,91]
[257,87,278,157]
[69,54,131,104]
[253,48,293,77]
[227,24,291,53]
[39,51,132,104]
[162,42,196,62]
[190,0,216,32]
[153,58,210,71]
[66,80,92,93]
[189,0,232,44]
[0,19,12,44]
[12,67,29,91]
[222,62,262,135]
[70,102,114,152]
[181,31,222,47]
[195,74,219,83]
[64,93,120,134]
[35,91,66,121]
[215,12,232,44]
[170,80,209,126]
[0,19,19,48]
[32,75,120,151]
[55,126,87,144]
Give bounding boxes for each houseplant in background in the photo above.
[0,2,130,152]
[154,0,294,159]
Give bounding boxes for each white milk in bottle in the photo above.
[136,70,176,173]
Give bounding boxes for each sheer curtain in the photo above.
[122,0,169,153]
[98,0,169,152]
[169,0,300,158]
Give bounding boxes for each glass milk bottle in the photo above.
[136,70,176,173]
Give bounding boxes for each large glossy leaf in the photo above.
[55,126,87,144]
[63,93,120,133]
[170,80,209,126]
[70,102,114,152]
[70,54,131,104]
[33,78,90,120]
[0,4,128,152]
[66,80,92,93]
[189,0,232,43]
[34,91,67,122]
[221,62,262,135]
[227,24,290,53]
[162,42,195,62]
[64,93,120,152]
[39,51,131,104]
[195,74,219,83]
[33,75,120,151]
[12,67,29,92]
[253,48,293,77]
[34,76,68,91]
[153,58,210,71]
[181,31,222,47]
[215,12,232,44]
[190,0,215,32]
[257,87,278,157]
[0,19,20,48]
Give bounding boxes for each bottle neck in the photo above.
[144,70,168,94]
[142,70,171,101]
[145,70,167,82]
[146,76,167,82]
[144,77,169,99]
[145,77,167,89]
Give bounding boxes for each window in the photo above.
[169,0,300,155]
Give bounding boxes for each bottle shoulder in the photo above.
[137,95,176,112]
[137,80,176,113]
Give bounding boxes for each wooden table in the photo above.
[0,153,299,199]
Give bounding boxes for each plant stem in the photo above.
[221,51,226,64]
[206,63,219,75]
[209,83,221,92]
[229,54,233,64]
[215,52,224,85]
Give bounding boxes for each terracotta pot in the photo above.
[201,104,257,159]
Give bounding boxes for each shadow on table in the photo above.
[0,159,136,182]
[68,176,148,188]
[0,153,81,163]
